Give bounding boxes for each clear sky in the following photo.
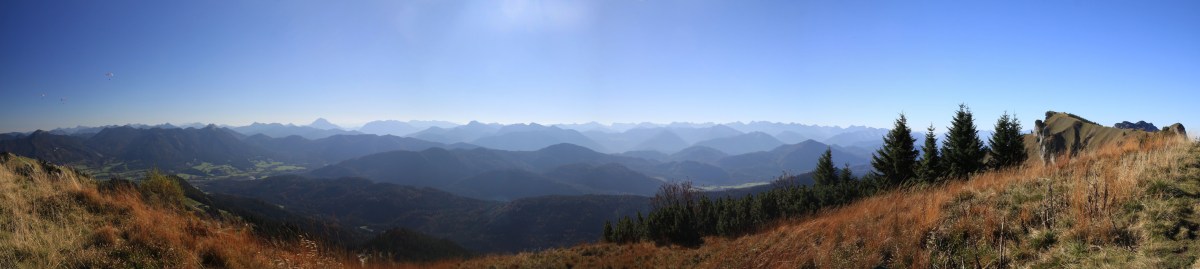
[1,0,1197,136]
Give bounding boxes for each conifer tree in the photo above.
[838,164,854,182]
[871,113,918,186]
[916,124,942,183]
[617,216,632,242]
[602,221,614,242]
[941,104,988,179]
[988,112,1027,169]
[813,148,837,185]
[838,164,857,199]
[636,212,647,241]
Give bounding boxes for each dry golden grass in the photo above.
[0,154,363,268]
[458,132,1196,268]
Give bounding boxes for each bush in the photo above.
[1029,230,1057,250]
[139,169,185,208]
[1145,179,1185,198]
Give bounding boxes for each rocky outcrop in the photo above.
[1114,121,1159,132]
[1033,111,1132,164]
[1033,116,1083,164]
[1162,123,1187,138]
[1034,112,1188,164]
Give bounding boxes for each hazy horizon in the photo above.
[8,118,891,132]
[0,115,1063,135]
[3,1,1198,136]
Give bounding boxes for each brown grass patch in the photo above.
[0,154,369,268]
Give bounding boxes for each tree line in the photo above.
[603,104,1029,246]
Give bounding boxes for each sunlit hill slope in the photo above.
[460,112,1197,268]
[0,152,471,268]
[0,153,362,268]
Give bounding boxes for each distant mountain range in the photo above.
[231,122,363,139]
[694,132,786,155]
[410,121,502,144]
[400,121,891,155]
[1,122,876,192]
[241,133,476,165]
[359,120,459,136]
[307,118,342,130]
[471,123,607,152]
[1,119,885,206]
[12,119,895,154]
[0,126,470,179]
[669,146,729,163]
[0,125,264,171]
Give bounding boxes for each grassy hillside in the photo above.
[0,153,357,268]
[457,126,1197,267]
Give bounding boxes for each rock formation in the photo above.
[1114,121,1159,132]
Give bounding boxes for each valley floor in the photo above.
[456,137,1200,268]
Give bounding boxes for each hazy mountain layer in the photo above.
[199,175,650,253]
[0,125,269,173]
[232,122,362,139]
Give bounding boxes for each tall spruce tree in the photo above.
[941,104,988,179]
[602,221,614,242]
[838,164,854,182]
[813,148,837,185]
[916,124,942,183]
[988,112,1027,169]
[871,113,918,186]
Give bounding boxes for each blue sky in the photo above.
[1,0,1197,135]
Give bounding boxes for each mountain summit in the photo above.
[308,118,341,130]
